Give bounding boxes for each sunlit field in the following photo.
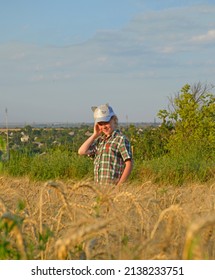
[0,176,215,260]
[0,83,214,260]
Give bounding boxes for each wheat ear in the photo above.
[182,214,215,260]
[55,219,111,260]
[114,191,144,236]
[45,181,73,217]
[150,204,183,239]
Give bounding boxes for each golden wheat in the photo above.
[55,219,111,259]
[0,176,215,259]
[182,214,215,260]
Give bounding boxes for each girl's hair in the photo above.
[111,115,118,127]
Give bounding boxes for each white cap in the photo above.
[91,103,115,123]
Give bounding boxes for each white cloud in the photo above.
[97,56,108,63]
[30,74,45,82]
[156,46,176,54]
[1,4,215,122]
[191,29,215,43]
[1,5,215,84]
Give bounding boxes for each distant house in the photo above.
[52,140,60,146]
[137,128,144,134]
[33,142,44,148]
[20,135,29,142]
[85,131,92,137]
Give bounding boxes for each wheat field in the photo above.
[0,176,215,260]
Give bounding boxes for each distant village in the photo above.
[0,120,159,129]
[0,122,159,159]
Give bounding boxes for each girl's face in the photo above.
[97,118,115,137]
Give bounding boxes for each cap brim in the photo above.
[95,116,112,123]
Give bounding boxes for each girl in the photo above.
[78,104,133,186]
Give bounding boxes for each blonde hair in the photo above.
[111,115,118,128]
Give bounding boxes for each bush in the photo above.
[2,151,32,177]
[2,149,93,181]
[147,82,215,185]
[30,150,71,180]
[144,143,215,185]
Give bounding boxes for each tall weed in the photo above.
[2,149,93,181]
[144,144,215,185]
[2,151,31,176]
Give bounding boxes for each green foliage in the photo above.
[145,144,215,185]
[0,214,24,260]
[38,227,53,251]
[138,126,170,160]
[124,125,171,161]
[159,83,215,153]
[3,150,32,176]
[2,149,93,181]
[151,82,215,185]
[1,83,214,186]
[0,205,54,260]
[0,219,17,259]
[0,136,6,150]
[30,149,72,180]
[0,136,7,161]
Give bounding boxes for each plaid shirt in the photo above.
[88,130,132,185]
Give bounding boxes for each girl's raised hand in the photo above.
[93,123,102,137]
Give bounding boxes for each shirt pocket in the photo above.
[110,143,119,156]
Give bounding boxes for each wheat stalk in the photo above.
[1,212,27,259]
[114,191,145,237]
[72,181,103,197]
[0,197,7,214]
[55,219,111,259]
[182,214,215,260]
[150,204,184,239]
[45,181,74,219]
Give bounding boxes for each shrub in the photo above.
[2,149,94,181]
[144,143,215,185]
[2,151,32,177]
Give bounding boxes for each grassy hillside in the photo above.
[0,176,215,260]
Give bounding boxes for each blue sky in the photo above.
[0,0,215,123]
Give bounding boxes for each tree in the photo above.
[158,82,215,153]
[155,82,215,183]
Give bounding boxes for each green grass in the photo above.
[1,144,215,186]
[2,149,93,181]
[143,148,215,185]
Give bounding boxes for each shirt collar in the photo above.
[101,129,119,140]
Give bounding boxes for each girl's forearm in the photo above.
[117,159,133,185]
[78,134,97,155]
